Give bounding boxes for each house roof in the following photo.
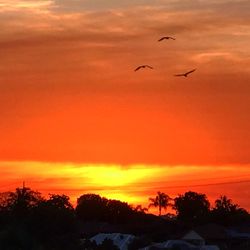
[90,233,135,250]
[182,230,205,241]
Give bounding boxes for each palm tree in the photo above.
[148,191,172,216]
[214,195,238,212]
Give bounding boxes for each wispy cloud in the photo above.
[0,0,53,12]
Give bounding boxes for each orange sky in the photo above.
[0,0,250,212]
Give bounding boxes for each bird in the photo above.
[134,65,154,71]
[158,36,176,41]
[174,69,196,77]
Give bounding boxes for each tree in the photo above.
[214,195,238,212]
[106,199,134,223]
[76,193,135,223]
[34,194,75,232]
[132,205,148,213]
[46,194,74,211]
[0,187,44,249]
[76,194,108,221]
[30,194,78,250]
[7,186,43,217]
[173,191,210,223]
[148,191,172,216]
[212,195,249,225]
[0,192,12,228]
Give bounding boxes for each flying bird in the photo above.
[174,69,196,77]
[134,65,154,72]
[158,36,176,41]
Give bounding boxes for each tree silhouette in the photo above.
[0,185,249,249]
[46,194,74,211]
[34,194,75,231]
[214,195,237,212]
[7,186,43,217]
[0,188,80,250]
[174,191,210,224]
[32,194,77,249]
[132,205,148,213]
[76,193,135,223]
[148,191,172,216]
[212,195,249,225]
[105,199,134,223]
[76,194,108,221]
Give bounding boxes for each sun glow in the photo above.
[0,161,160,205]
[1,161,250,211]
[81,165,159,187]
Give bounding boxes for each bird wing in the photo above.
[174,74,184,77]
[159,36,175,41]
[186,69,196,75]
[146,65,153,69]
[134,66,142,71]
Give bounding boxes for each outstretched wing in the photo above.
[174,74,184,77]
[158,37,165,41]
[145,65,153,69]
[134,66,142,71]
[185,69,196,75]
[158,36,176,41]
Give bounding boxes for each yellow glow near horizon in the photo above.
[1,161,250,211]
[81,165,159,187]
[0,161,161,189]
[0,161,161,206]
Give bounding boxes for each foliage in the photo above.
[76,194,108,221]
[173,191,210,224]
[132,204,148,213]
[211,195,250,225]
[0,186,249,249]
[76,193,134,223]
[148,191,172,216]
[32,193,76,239]
[0,187,79,250]
[7,187,43,218]
[214,195,239,212]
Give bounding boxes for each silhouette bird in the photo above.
[174,69,196,77]
[134,65,153,71]
[158,36,176,41]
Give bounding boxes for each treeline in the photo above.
[0,187,249,250]
[148,191,250,226]
[0,186,153,250]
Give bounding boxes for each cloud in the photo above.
[0,0,53,13]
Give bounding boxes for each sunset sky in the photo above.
[0,0,250,211]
